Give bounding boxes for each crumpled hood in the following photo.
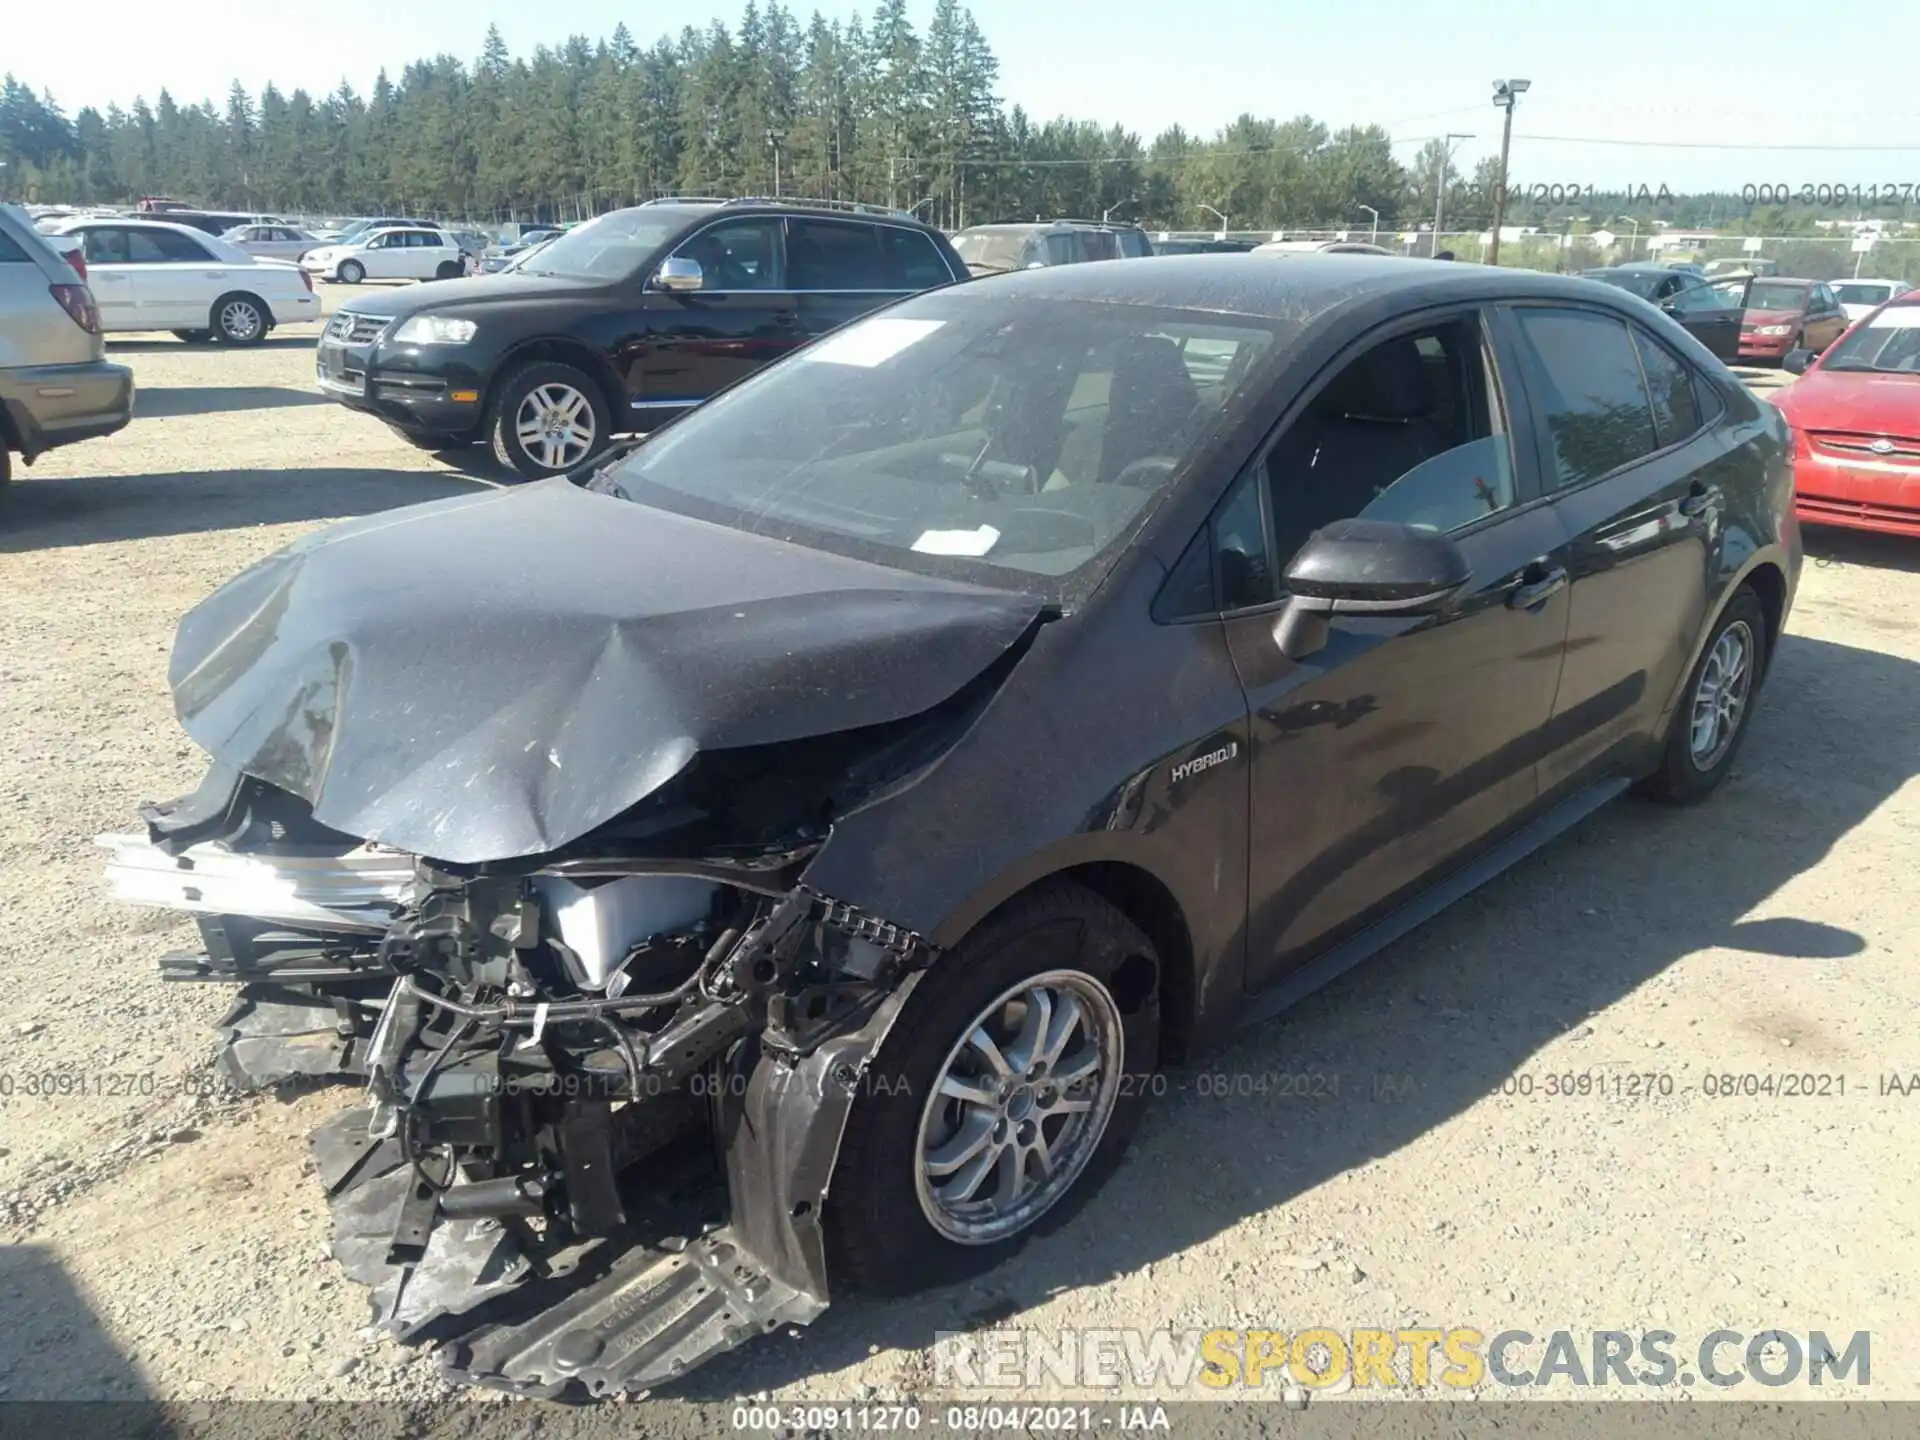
[168,479,1044,862]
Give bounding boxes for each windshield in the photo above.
[1745,281,1808,312]
[1834,283,1894,308]
[1821,306,1920,373]
[600,293,1282,596]
[951,231,1033,273]
[520,210,689,281]
[1588,269,1661,299]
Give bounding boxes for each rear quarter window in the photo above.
[0,229,30,263]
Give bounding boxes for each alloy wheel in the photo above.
[1689,620,1753,770]
[219,300,262,342]
[913,969,1124,1245]
[513,383,597,471]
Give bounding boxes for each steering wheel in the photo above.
[1108,455,1179,488]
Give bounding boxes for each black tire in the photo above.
[0,446,11,490]
[338,260,365,284]
[1638,586,1769,805]
[433,260,462,280]
[211,294,269,346]
[171,329,215,343]
[826,881,1162,1297]
[487,361,613,481]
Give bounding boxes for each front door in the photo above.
[1226,310,1574,987]
[1804,283,1849,351]
[361,233,406,280]
[1665,275,1742,363]
[1501,303,1720,796]
[629,217,795,414]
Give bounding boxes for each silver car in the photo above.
[220,222,324,263]
[0,203,134,490]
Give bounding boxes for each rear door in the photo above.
[137,226,230,327]
[1502,303,1724,797]
[1806,283,1849,350]
[1664,274,1742,362]
[629,216,792,411]
[789,217,906,345]
[1217,305,1575,987]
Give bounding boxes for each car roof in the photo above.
[964,251,1643,318]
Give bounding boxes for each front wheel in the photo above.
[1638,586,1769,804]
[488,362,612,480]
[337,260,364,284]
[826,881,1161,1296]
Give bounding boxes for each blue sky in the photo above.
[15,0,1919,191]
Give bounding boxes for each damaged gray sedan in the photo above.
[102,256,1797,1397]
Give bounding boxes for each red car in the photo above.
[1774,293,1920,536]
[1737,278,1850,365]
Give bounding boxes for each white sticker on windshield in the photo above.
[1868,307,1920,329]
[911,524,1001,557]
[805,317,944,367]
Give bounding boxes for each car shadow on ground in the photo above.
[0,467,493,551]
[104,336,320,355]
[132,387,335,419]
[1802,525,1920,576]
[0,1244,153,1410]
[673,628,1918,1397]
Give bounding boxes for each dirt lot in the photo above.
[0,290,1913,1420]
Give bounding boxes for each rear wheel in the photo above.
[487,362,611,480]
[1638,586,1768,804]
[826,881,1161,1296]
[338,260,365,284]
[212,294,268,346]
[433,260,462,280]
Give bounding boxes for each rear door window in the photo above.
[786,219,888,290]
[1631,330,1706,448]
[879,226,953,289]
[1509,307,1660,489]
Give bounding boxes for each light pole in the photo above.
[1103,198,1136,224]
[765,128,785,197]
[1198,203,1229,237]
[1432,132,1472,257]
[1357,204,1379,243]
[1615,213,1639,260]
[1485,79,1530,267]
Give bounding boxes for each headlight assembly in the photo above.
[393,315,479,345]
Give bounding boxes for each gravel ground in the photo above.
[0,294,1912,1422]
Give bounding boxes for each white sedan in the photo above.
[47,218,320,344]
[221,222,324,262]
[300,227,470,284]
[1831,278,1913,325]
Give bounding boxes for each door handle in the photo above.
[1679,482,1718,519]
[1506,564,1568,611]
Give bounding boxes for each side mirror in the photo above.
[1273,519,1473,661]
[1782,348,1815,376]
[651,255,704,292]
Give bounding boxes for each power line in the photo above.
[1514,133,1920,152]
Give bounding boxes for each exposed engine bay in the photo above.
[102,752,949,1398]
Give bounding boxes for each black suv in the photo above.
[314,198,968,478]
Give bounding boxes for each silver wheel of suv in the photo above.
[913,969,1124,1246]
[1689,619,1754,771]
[513,383,598,472]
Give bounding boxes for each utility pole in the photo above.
[1433,132,1471,257]
[1486,79,1530,268]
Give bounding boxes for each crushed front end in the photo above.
[102,766,942,1398]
